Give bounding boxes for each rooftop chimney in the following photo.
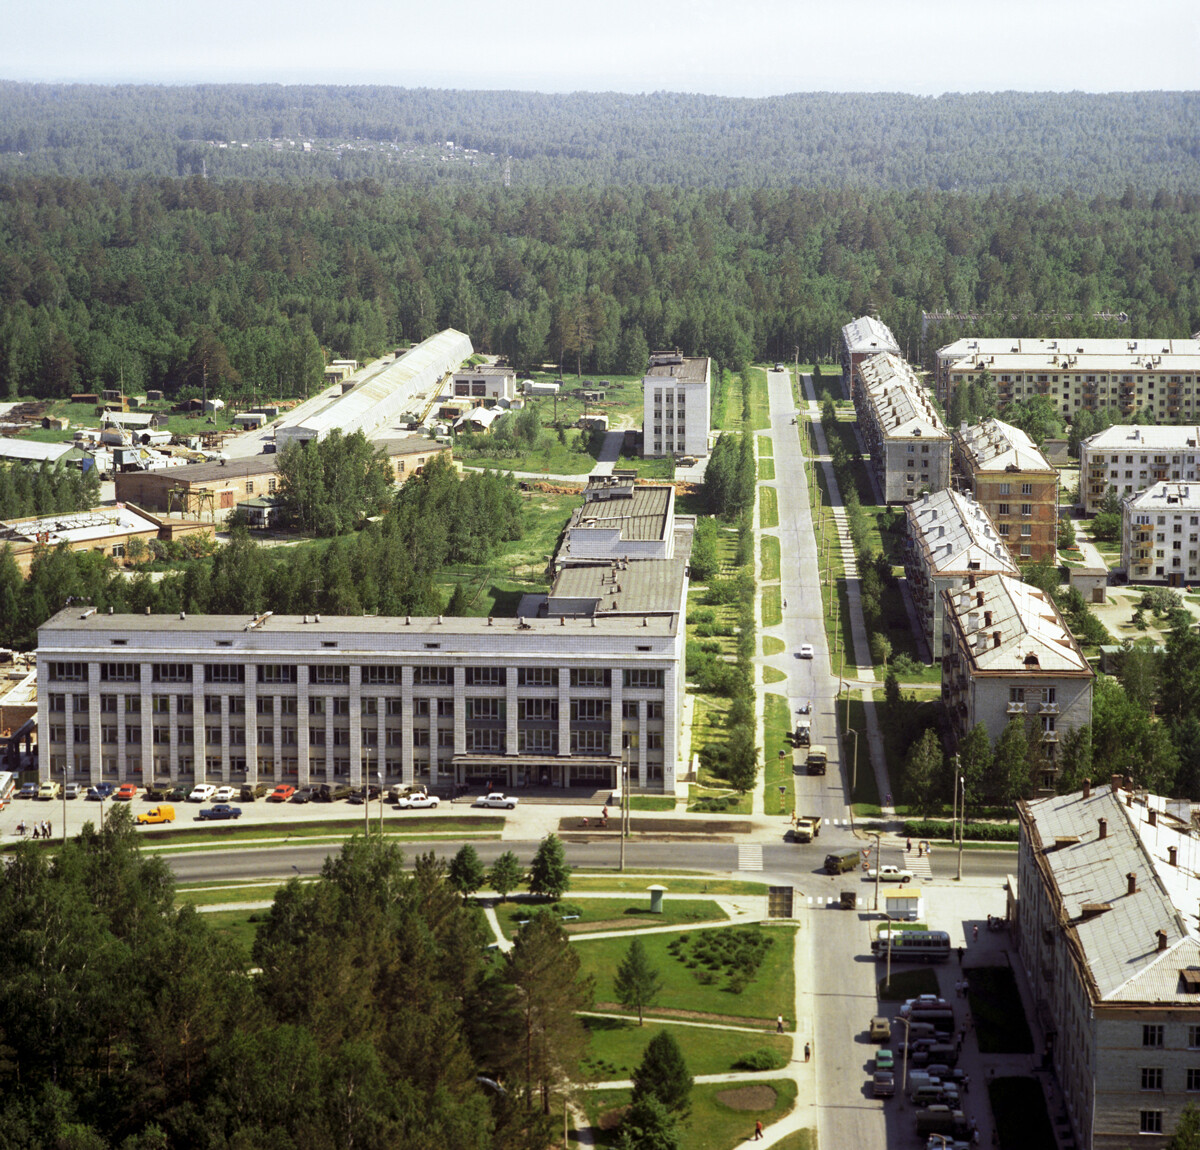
[1112,774,1122,794]
[1169,845,1178,867]
[1128,872,1138,896]
[1098,817,1107,839]
[1150,808,1158,827]
[1157,930,1169,953]
[1083,778,1091,799]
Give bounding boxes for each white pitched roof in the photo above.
[907,489,1018,577]
[0,437,78,463]
[842,315,900,356]
[957,419,1054,473]
[858,353,949,441]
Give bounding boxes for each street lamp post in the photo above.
[619,750,627,873]
[378,767,384,839]
[362,748,372,838]
[869,830,882,911]
[61,760,68,843]
[956,758,965,882]
[897,1015,912,1107]
[848,727,859,795]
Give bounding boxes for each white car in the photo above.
[188,784,216,802]
[213,786,237,803]
[799,643,814,659]
[474,793,519,810]
[396,793,440,810]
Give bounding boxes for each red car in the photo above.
[267,784,296,803]
[112,783,138,802]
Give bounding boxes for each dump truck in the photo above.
[806,744,827,775]
[794,814,822,843]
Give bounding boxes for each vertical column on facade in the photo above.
[191,663,206,780]
[349,666,363,788]
[400,667,414,786]
[429,687,440,789]
[35,669,50,781]
[556,669,571,787]
[297,666,310,787]
[271,695,281,783]
[324,696,334,784]
[168,694,178,781]
[139,669,152,784]
[609,676,623,789]
[376,692,386,785]
[116,686,127,780]
[87,664,101,785]
[244,670,258,784]
[638,698,648,790]
[64,691,75,780]
[663,664,678,791]
[454,667,466,762]
[220,694,231,783]
[505,667,518,770]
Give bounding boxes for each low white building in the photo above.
[452,365,516,403]
[642,351,711,458]
[1121,482,1200,585]
[556,476,678,568]
[1081,425,1200,514]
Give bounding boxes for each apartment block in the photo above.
[953,418,1059,562]
[1018,780,1200,1149]
[855,352,952,504]
[904,489,1018,659]
[1121,482,1200,585]
[941,573,1093,788]
[840,315,900,401]
[1080,425,1200,514]
[641,351,711,458]
[935,336,1200,423]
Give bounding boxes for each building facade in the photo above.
[904,489,1018,659]
[942,573,1093,787]
[855,352,952,503]
[935,336,1200,424]
[1080,425,1200,515]
[1018,781,1200,1149]
[1120,482,1200,585]
[840,315,901,401]
[451,365,516,404]
[641,351,711,458]
[953,419,1059,562]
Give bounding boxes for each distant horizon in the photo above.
[2,0,1196,98]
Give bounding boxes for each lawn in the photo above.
[759,486,779,528]
[763,667,786,684]
[967,967,1034,1053]
[497,897,728,939]
[202,908,263,962]
[844,695,881,809]
[757,435,774,459]
[628,796,677,811]
[809,464,857,667]
[877,968,940,1002]
[761,585,782,627]
[762,636,785,656]
[575,924,797,1025]
[989,1077,1055,1150]
[582,1079,797,1150]
[746,368,771,431]
[770,1132,816,1150]
[580,1017,792,1080]
[760,535,780,583]
[568,877,766,896]
[763,693,795,816]
[758,457,776,481]
[135,814,503,847]
[177,882,306,907]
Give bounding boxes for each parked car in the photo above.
[38,781,62,801]
[166,786,189,803]
[315,783,353,802]
[144,784,171,801]
[867,865,915,883]
[267,784,296,803]
[291,786,319,804]
[17,782,38,799]
[213,786,238,803]
[113,783,138,802]
[876,1048,895,1071]
[396,793,440,809]
[872,1071,895,1098]
[63,783,81,799]
[87,783,116,801]
[349,785,382,805]
[869,1016,892,1042]
[188,784,216,802]
[239,782,269,802]
[474,793,518,810]
[136,804,176,825]
[901,995,949,1017]
[198,804,242,820]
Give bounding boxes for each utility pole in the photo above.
[619,750,627,873]
[956,759,965,882]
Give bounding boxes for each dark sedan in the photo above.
[197,804,243,821]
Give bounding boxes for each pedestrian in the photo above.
[973,1130,981,1147]
[973,924,979,942]
[987,913,993,931]
[804,1042,811,1062]
[906,837,912,854]
[777,1015,784,1034]
[958,945,965,964]
[918,842,924,857]
[964,1074,970,1094]
[954,979,962,998]
[47,820,52,838]
[885,792,892,806]
[16,820,24,837]
[601,805,608,821]
[486,779,492,793]
[754,1120,764,1141]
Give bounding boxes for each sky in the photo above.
[3,0,1197,96]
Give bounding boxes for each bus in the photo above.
[871,930,952,964]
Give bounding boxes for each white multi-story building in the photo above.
[935,336,1200,423]
[36,551,690,796]
[1120,482,1200,585]
[1018,779,1200,1149]
[903,489,1018,659]
[1080,425,1200,514]
[855,352,952,503]
[642,351,711,458]
[840,315,901,401]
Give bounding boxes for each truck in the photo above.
[794,718,811,745]
[793,814,822,843]
[914,1107,970,1138]
[805,744,827,775]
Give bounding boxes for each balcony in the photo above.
[1007,702,1028,715]
[1040,702,1060,715]
[1041,730,1060,743]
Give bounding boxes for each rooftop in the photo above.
[547,549,690,616]
[858,354,949,440]
[956,418,1055,474]
[907,489,1018,577]
[1082,424,1200,452]
[939,336,1200,364]
[945,572,1091,675]
[644,352,710,385]
[1125,481,1200,513]
[564,483,673,545]
[0,437,81,463]
[0,506,159,546]
[1022,784,1200,1004]
[842,315,901,356]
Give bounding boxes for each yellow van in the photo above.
[135,804,175,825]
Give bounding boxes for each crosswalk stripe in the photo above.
[737,844,763,871]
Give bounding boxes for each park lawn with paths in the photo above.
[746,368,771,431]
[877,968,940,1002]
[759,485,779,528]
[968,967,1034,1053]
[763,635,785,656]
[761,585,782,627]
[580,1017,791,1081]
[575,924,797,1025]
[582,1080,797,1150]
[769,1132,816,1150]
[497,897,729,939]
[688,783,752,815]
[758,457,775,481]
[568,877,766,896]
[757,435,773,459]
[763,667,786,684]
[760,534,780,582]
[763,693,795,816]
[809,463,856,667]
[989,1077,1056,1150]
[459,434,597,476]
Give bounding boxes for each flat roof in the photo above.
[0,505,159,546]
[0,437,80,463]
[907,490,1018,577]
[1126,481,1200,513]
[939,336,1200,362]
[548,552,689,615]
[644,355,710,385]
[956,419,1054,473]
[1082,425,1200,452]
[565,484,672,544]
[842,315,900,356]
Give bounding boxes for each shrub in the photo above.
[901,819,1018,842]
[734,1048,786,1071]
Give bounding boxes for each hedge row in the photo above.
[902,820,1019,842]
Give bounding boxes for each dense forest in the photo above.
[2,176,1199,401]
[0,84,1198,195]
[0,819,590,1148]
